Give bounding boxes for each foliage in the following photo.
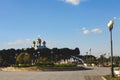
[55,63,77,67]
[0,47,80,67]
[39,57,48,63]
[33,63,77,67]
[98,55,108,63]
[0,49,16,66]
[16,53,24,64]
[34,62,54,67]
[113,56,120,66]
[104,75,120,80]
[13,64,31,67]
[23,53,31,64]
[0,56,3,66]
[16,52,31,64]
[81,55,97,64]
[113,64,119,67]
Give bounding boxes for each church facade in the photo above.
[32,37,46,49]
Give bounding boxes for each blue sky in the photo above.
[0,0,120,56]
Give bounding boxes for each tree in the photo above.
[52,48,60,62]
[39,48,51,62]
[16,52,31,64]
[74,48,80,55]
[0,56,3,66]
[23,53,31,64]
[16,53,24,64]
[97,54,108,66]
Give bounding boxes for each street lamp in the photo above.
[107,20,114,77]
[89,48,91,55]
[89,48,92,64]
[51,51,54,62]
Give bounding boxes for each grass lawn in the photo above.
[104,75,120,80]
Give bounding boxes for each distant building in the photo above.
[32,37,47,49]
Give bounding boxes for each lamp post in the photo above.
[89,48,91,55]
[89,48,92,64]
[51,51,53,62]
[107,20,114,77]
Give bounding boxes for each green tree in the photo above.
[16,52,31,64]
[97,54,108,66]
[0,56,3,66]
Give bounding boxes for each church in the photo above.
[32,37,47,49]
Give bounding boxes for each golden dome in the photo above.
[37,37,41,44]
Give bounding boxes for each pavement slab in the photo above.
[84,76,103,80]
[0,67,110,80]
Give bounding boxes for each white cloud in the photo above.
[83,30,90,34]
[82,27,103,35]
[82,28,90,34]
[64,0,80,5]
[91,28,103,33]
[113,17,120,20]
[113,17,117,20]
[60,0,86,5]
[8,39,31,46]
[8,40,23,45]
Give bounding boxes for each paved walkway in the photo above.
[0,67,110,80]
[85,76,103,80]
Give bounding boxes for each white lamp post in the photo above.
[107,20,114,77]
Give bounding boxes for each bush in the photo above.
[13,64,31,67]
[34,62,54,67]
[16,52,31,64]
[104,75,120,80]
[113,64,119,67]
[55,63,77,67]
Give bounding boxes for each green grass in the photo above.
[104,75,120,80]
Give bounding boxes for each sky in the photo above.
[0,0,120,57]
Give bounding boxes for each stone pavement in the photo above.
[82,67,110,80]
[0,67,110,80]
[85,76,103,80]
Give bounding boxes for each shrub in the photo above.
[104,75,120,80]
[34,62,54,67]
[13,64,31,67]
[113,64,119,67]
[55,63,77,67]
[16,52,31,64]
